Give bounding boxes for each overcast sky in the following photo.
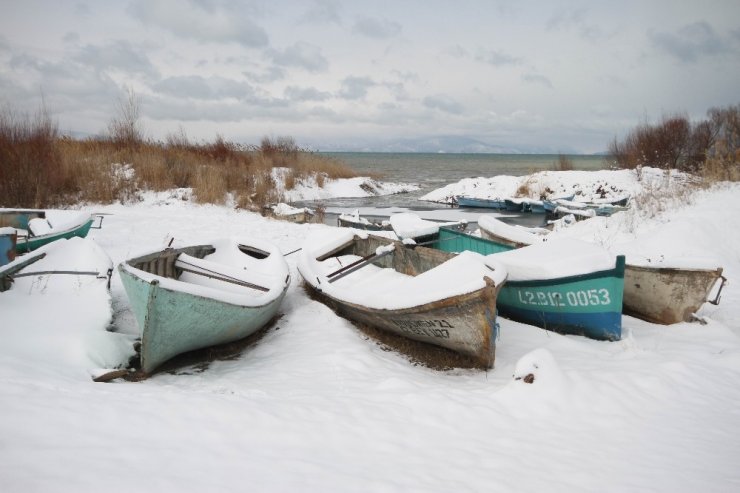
[1,0,739,153]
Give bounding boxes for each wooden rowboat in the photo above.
[337,210,392,231]
[0,208,96,253]
[298,229,507,368]
[429,228,625,340]
[623,261,725,324]
[118,238,290,374]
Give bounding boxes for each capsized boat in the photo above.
[118,237,290,374]
[0,208,97,253]
[298,229,507,368]
[622,256,725,324]
[428,228,624,340]
[337,210,392,231]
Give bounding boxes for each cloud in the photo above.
[127,0,268,47]
[475,49,521,67]
[73,41,159,78]
[546,8,603,41]
[284,86,331,102]
[422,94,463,114]
[299,0,342,25]
[352,16,401,39]
[269,42,328,72]
[153,75,255,100]
[522,73,553,88]
[650,22,735,62]
[339,76,375,99]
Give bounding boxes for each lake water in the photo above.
[295,152,611,227]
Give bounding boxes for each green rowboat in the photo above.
[118,237,290,374]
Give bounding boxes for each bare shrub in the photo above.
[108,86,143,149]
[702,104,740,183]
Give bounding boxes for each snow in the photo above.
[268,202,312,217]
[282,171,419,201]
[420,166,692,205]
[491,238,618,281]
[389,212,466,239]
[478,214,548,245]
[298,231,507,310]
[1,174,740,492]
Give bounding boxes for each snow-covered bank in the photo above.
[274,167,419,202]
[2,177,740,492]
[420,167,690,204]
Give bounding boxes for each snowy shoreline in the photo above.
[1,169,739,492]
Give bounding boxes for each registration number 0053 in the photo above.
[517,288,612,308]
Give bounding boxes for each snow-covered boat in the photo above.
[389,212,466,243]
[0,208,96,253]
[0,237,130,377]
[459,220,726,326]
[118,238,291,374]
[455,196,506,209]
[478,215,549,248]
[263,203,314,223]
[337,210,392,231]
[429,228,625,340]
[622,258,725,324]
[298,229,507,368]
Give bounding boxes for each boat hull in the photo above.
[119,267,286,373]
[623,264,724,324]
[432,228,624,340]
[16,219,94,253]
[478,226,532,249]
[0,210,95,253]
[301,234,503,368]
[337,217,392,231]
[496,258,625,340]
[306,280,501,368]
[119,242,289,374]
[456,197,506,209]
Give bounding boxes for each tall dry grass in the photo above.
[0,103,358,210]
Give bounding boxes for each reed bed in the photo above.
[0,109,359,209]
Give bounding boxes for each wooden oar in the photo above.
[175,261,270,292]
[327,246,396,283]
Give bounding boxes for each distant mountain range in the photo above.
[312,135,587,154]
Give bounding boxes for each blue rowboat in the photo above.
[0,209,96,253]
[429,228,624,340]
[119,238,290,374]
[456,196,506,209]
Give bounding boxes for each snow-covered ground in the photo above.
[2,174,740,492]
[420,166,692,204]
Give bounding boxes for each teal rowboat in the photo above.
[0,209,95,253]
[430,228,624,340]
[119,238,290,374]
